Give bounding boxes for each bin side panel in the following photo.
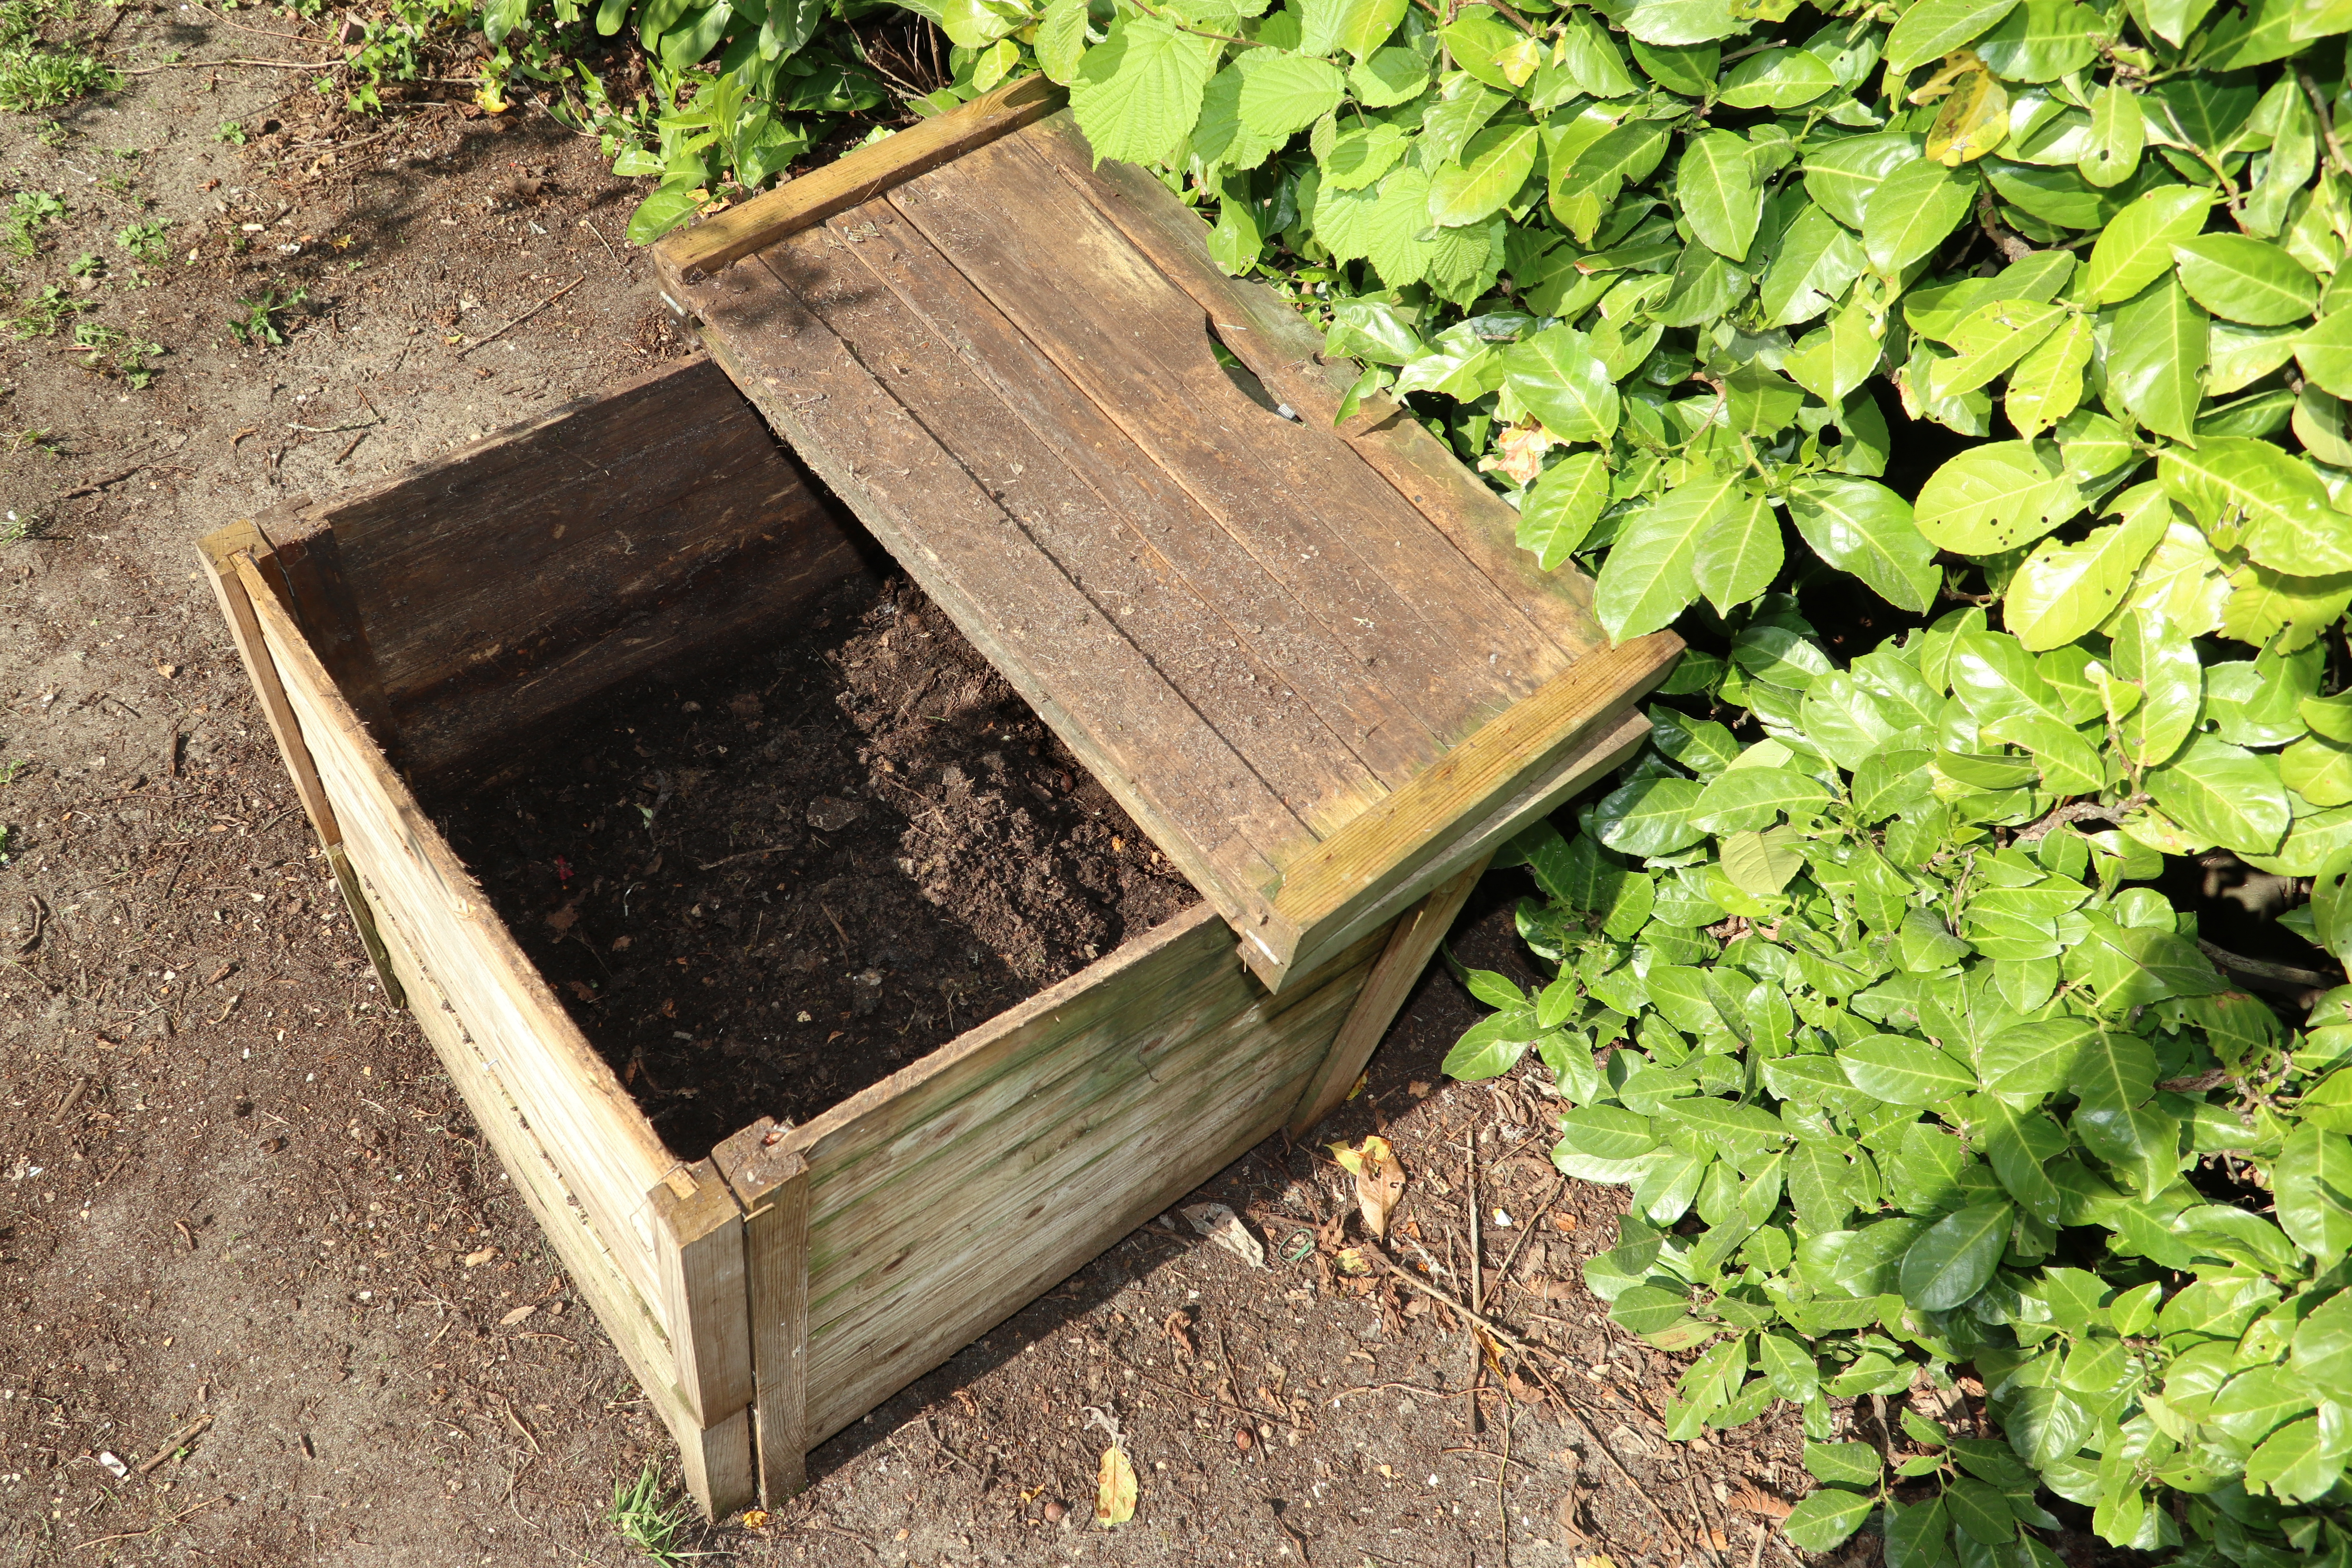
[791,909,1385,1446]
[312,356,861,785]
[228,554,679,1320]
[359,870,703,1441]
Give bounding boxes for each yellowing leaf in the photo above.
[1330,1135,1409,1236]
[1095,1444,1138,1527]
[1925,68,2009,165]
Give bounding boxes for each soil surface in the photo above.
[0,16,1869,1568]
[433,576,1197,1159]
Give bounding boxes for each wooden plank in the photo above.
[797,926,1380,1444]
[711,1119,810,1505]
[671,242,1300,926]
[1257,635,1681,980]
[889,133,1576,727]
[1246,702,1652,990]
[198,523,342,850]
[651,75,1064,282]
[257,505,401,749]
[649,1161,755,1431]
[786,914,1378,1342]
[831,200,1445,803]
[314,358,853,782]
[1025,112,1607,661]
[325,843,406,1010]
[674,1408,755,1523]
[225,551,679,1317]
[357,876,700,1448]
[1288,858,1490,1137]
[802,202,1396,834]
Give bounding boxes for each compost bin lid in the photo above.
[653,82,1681,990]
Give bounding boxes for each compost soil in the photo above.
[431,576,1197,1158]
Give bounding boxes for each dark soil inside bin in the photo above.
[430,573,1199,1160]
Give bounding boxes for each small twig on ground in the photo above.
[116,57,338,73]
[288,417,380,435]
[1486,1174,1565,1314]
[696,844,794,871]
[74,1494,227,1548]
[456,275,583,356]
[133,1413,213,1475]
[579,217,622,266]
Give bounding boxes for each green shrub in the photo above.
[0,0,116,113]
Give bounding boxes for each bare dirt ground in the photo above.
[2,20,1844,1566]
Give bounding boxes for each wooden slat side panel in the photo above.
[1266,637,1681,972]
[1249,705,1652,990]
[650,74,1063,280]
[229,556,679,1316]
[799,930,1379,1445]
[889,132,1572,725]
[359,878,698,1441]
[260,509,400,749]
[1024,113,1607,662]
[199,525,342,850]
[318,358,827,730]
[393,521,868,787]
[815,202,1412,833]
[671,248,1299,927]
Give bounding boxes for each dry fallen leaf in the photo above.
[1574,1556,1620,1568]
[741,1508,770,1529]
[1727,1485,1793,1520]
[1329,1135,1407,1238]
[1094,1444,1137,1528]
[462,1246,497,1268]
[1334,1246,1372,1277]
[1180,1203,1265,1269]
[498,1304,536,1327]
[1478,418,1560,486]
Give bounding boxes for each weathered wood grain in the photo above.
[1288,858,1490,1136]
[200,523,344,850]
[1247,703,1653,990]
[225,549,678,1321]
[822,199,1425,829]
[891,133,1572,730]
[711,1120,810,1504]
[1025,112,1607,660]
[651,74,1063,282]
[670,240,1300,928]
[356,873,707,1464]
[314,357,857,785]
[1262,635,1681,977]
[790,912,1385,1443]
[650,1161,755,1478]
[257,504,400,749]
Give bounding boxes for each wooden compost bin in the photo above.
[197,82,1679,1523]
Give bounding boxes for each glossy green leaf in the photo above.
[2107,276,2208,442]
[1864,161,1976,276]
[1914,440,2084,553]
[1839,1035,1979,1105]
[1785,477,1940,613]
[1427,123,1540,229]
[2173,234,2321,326]
[2159,437,2352,575]
[2002,504,2169,650]
[1502,326,1619,443]
[1899,1200,2014,1310]
[1885,0,2022,71]
[1678,130,1762,263]
[1518,452,1611,570]
[1593,467,1746,639]
[2085,186,2212,305]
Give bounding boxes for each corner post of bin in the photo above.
[200,528,410,1009]
[647,1160,758,1518]
[711,1116,812,1505]
[1287,854,1493,1138]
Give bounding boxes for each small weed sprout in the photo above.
[71,320,162,387]
[0,510,43,543]
[0,0,117,113]
[115,219,167,263]
[605,1463,703,1564]
[6,283,85,338]
[4,190,66,259]
[66,250,99,277]
[212,119,247,145]
[227,286,304,347]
